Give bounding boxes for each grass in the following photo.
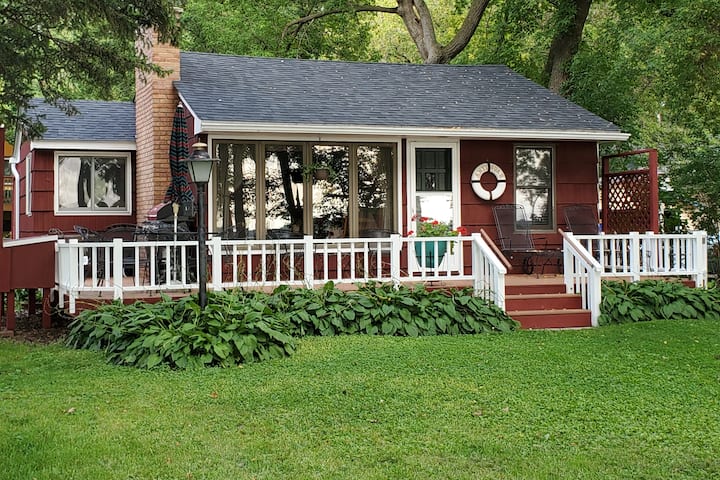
[1,320,719,479]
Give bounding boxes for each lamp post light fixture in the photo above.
[183,142,218,309]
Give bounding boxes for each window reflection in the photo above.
[515,147,553,228]
[212,141,396,238]
[312,145,349,238]
[265,144,304,238]
[57,155,129,211]
[358,145,394,234]
[215,143,256,238]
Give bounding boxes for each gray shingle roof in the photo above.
[176,51,622,134]
[27,99,135,142]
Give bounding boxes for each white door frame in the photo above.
[407,140,461,270]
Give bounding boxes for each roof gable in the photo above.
[176,52,624,139]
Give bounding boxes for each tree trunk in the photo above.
[544,0,593,93]
[391,0,490,64]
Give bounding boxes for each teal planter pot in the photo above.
[414,240,448,268]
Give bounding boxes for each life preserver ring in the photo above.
[471,162,506,201]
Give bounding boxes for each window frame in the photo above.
[513,144,555,231]
[210,139,398,239]
[54,151,132,215]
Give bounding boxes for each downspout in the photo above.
[10,128,22,239]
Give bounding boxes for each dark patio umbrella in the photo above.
[164,104,194,205]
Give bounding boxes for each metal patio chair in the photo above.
[563,205,599,235]
[492,204,561,274]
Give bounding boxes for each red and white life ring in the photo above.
[471,162,506,201]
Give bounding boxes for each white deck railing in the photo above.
[571,231,707,287]
[54,231,707,319]
[56,234,507,313]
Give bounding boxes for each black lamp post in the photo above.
[183,142,218,309]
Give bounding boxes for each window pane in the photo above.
[515,147,551,187]
[516,188,550,226]
[358,145,394,234]
[215,143,256,238]
[93,157,126,208]
[58,155,128,211]
[416,148,451,192]
[265,144,304,238]
[312,145,349,238]
[515,147,553,228]
[58,156,85,209]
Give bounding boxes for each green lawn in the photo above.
[1,320,719,479]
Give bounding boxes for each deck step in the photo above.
[507,309,592,329]
[505,282,566,295]
[505,293,582,311]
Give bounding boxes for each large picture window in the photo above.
[56,153,131,214]
[213,141,396,239]
[514,146,553,229]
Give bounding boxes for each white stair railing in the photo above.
[561,230,603,326]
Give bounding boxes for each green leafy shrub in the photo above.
[66,282,517,369]
[599,280,720,325]
[66,293,295,369]
[269,282,518,337]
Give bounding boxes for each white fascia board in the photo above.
[196,120,631,142]
[29,140,136,151]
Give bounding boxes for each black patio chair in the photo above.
[492,204,561,274]
[563,205,599,235]
[100,224,141,277]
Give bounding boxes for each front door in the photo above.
[409,142,461,270]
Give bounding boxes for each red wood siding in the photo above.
[459,140,599,271]
[18,149,136,238]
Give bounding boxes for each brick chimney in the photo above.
[134,16,181,223]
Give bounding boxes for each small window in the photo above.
[514,146,553,229]
[56,153,131,214]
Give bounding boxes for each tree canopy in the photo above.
[0,0,179,137]
[2,0,717,234]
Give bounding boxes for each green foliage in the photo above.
[599,280,720,325]
[66,283,517,369]
[66,293,296,369]
[181,0,372,61]
[274,282,518,338]
[0,0,179,136]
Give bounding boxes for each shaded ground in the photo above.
[1,311,71,344]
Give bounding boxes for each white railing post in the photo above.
[390,234,402,287]
[303,235,314,288]
[471,233,480,295]
[112,238,124,301]
[588,266,602,326]
[645,231,658,273]
[210,236,223,291]
[563,232,575,293]
[629,232,641,281]
[694,231,708,288]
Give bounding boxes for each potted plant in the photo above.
[303,162,335,181]
[408,215,468,268]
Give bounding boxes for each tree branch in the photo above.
[283,4,398,39]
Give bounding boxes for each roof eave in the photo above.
[29,140,136,151]
[193,120,630,142]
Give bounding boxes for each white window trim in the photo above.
[54,151,132,216]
